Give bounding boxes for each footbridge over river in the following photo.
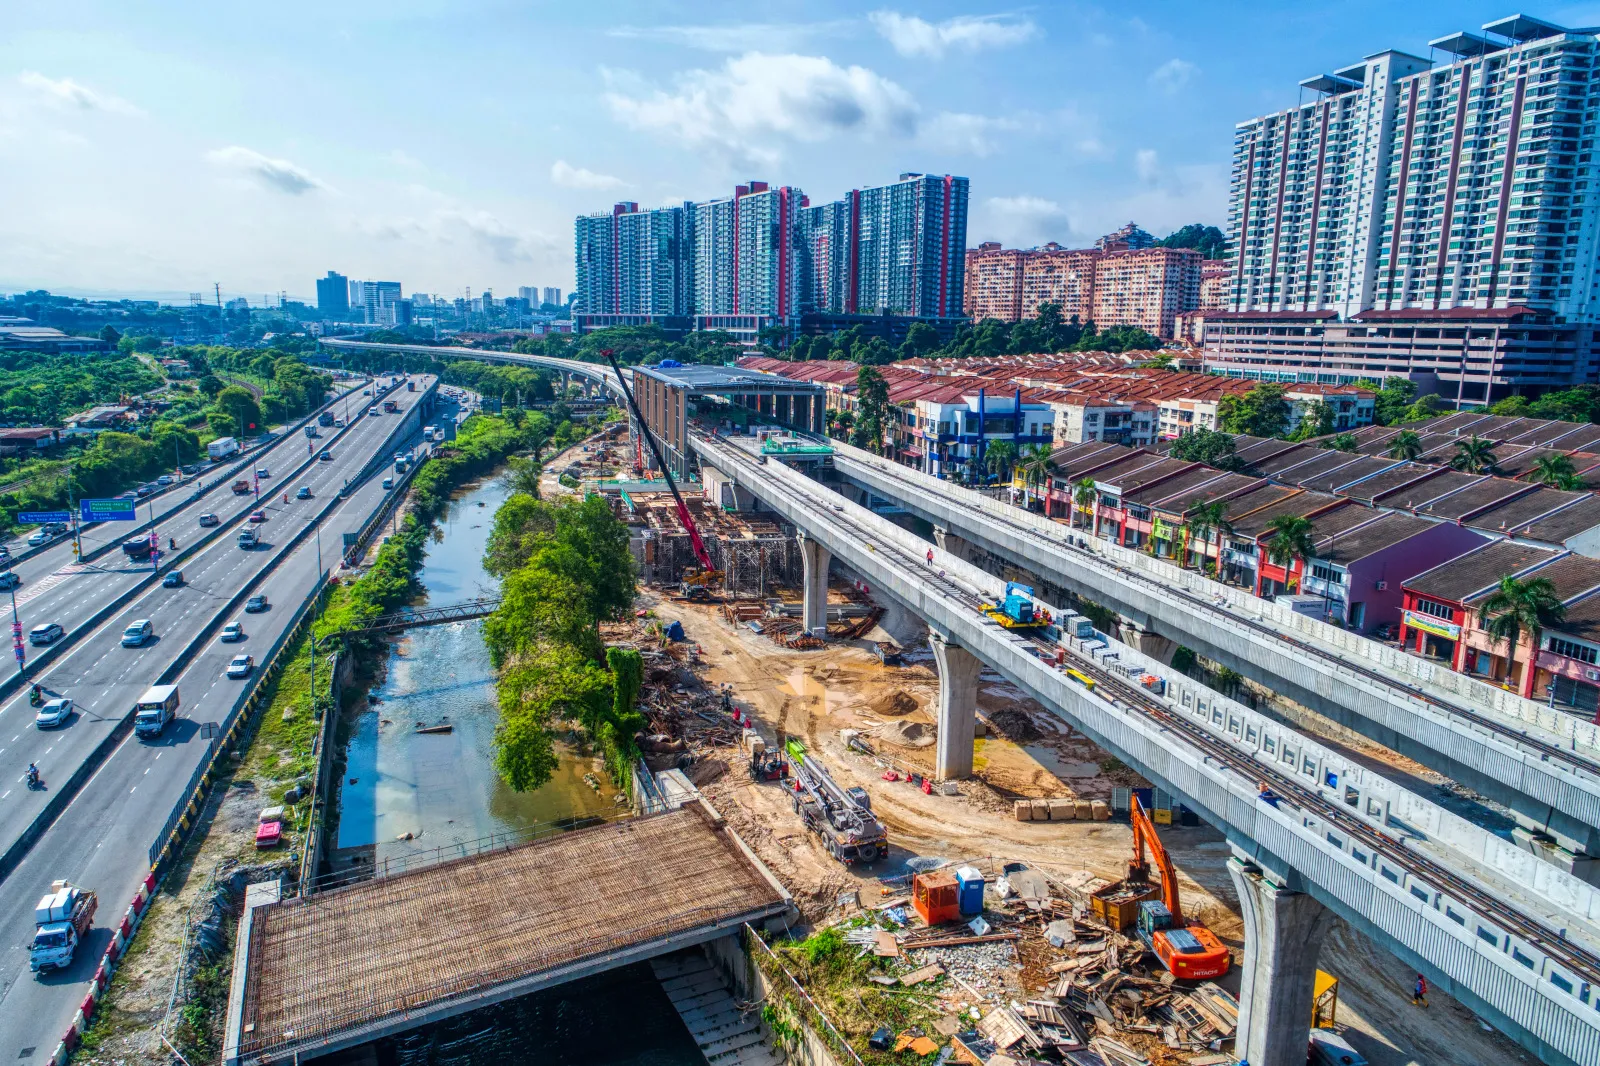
[223,802,791,1066]
[691,430,1600,1066]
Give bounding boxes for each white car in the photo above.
[35,697,73,728]
[226,654,254,679]
[27,529,52,547]
[220,622,245,642]
[29,623,64,645]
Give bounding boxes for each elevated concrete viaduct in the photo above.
[826,441,1600,864]
[692,430,1600,1066]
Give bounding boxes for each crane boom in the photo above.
[1131,796,1183,925]
[600,349,713,573]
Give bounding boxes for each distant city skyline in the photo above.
[2,1,1581,299]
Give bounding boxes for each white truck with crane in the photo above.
[785,740,888,865]
[31,880,97,973]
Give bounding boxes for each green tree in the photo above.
[1159,223,1227,259]
[1217,383,1291,437]
[1478,575,1566,696]
[98,325,121,345]
[1017,443,1056,497]
[1072,477,1098,530]
[1401,394,1444,423]
[206,410,238,439]
[1182,499,1232,570]
[1352,377,1419,427]
[1450,435,1499,474]
[900,321,941,359]
[852,365,891,453]
[1386,430,1423,460]
[1322,432,1358,452]
[1291,400,1336,441]
[215,385,263,435]
[985,439,1018,483]
[1531,453,1582,490]
[493,641,610,791]
[1264,514,1316,592]
[1168,428,1239,469]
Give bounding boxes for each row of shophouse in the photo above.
[1026,410,1600,715]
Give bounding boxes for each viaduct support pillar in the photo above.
[1227,856,1334,1066]
[931,630,981,780]
[932,526,973,562]
[799,533,831,636]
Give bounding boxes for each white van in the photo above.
[121,619,154,647]
[133,684,179,738]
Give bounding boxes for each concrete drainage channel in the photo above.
[46,394,441,1066]
[0,380,386,710]
[0,381,431,881]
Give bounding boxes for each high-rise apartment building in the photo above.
[517,286,538,304]
[543,287,561,308]
[852,173,969,317]
[961,240,1198,338]
[574,202,631,315]
[346,280,403,325]
[1208,14,1600,401]
[619,204,696,315]
[315,271,349,318]
[732,182,803,318]
[798,199,852,314]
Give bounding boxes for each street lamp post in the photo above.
[10,586,25,679]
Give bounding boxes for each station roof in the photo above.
[637,364,824,395]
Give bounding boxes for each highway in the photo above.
[0,377,446,1063]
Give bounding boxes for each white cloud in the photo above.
[361,206,557,265]
[550,160,628,190]
[973,195,1077,248]
[1148,58,1197,95]
[922,112,1022,157]
[604,53,917,165]
[206,146,324,195]
[607,21,850,52]
[17,72,144,117]
[1136,148,1160,183]
[869,11,1036,58]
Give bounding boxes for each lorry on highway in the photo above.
[31,880,97,973]
[208,436,240,461]
[122,535,155,561]
[382,398,399,413]
[785,739,887,865]
[318,410,336,427]
[232,478,251,494]
[304,424,319,439]
[237,527,258,549]
[133,684,179,739]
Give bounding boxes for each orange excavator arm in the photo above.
[1131,796,1183,926]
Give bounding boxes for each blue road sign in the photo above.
[17,511,72,525]
[80,499,138,523]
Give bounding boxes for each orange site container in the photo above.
[913,871,961,926]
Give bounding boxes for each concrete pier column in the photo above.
[799,533,832,636]
[1228,856,1335,1066]
[932,526,973,562]
[931,631,982,780]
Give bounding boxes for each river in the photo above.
[336,474,622,871]
[330,471,703,1066]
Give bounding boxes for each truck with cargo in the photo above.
[133,684,179,739]
[318,410,336,427]
[31,880,97,973]
[382,399,399,413]
[122,535,156,561]
[304,424,319,439]
[232,478,252,494]
[208,436,240,461]
[237,527,258,549]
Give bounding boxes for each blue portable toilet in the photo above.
[954,866,985,915]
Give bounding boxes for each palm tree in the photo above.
[1072,477,1098,532]
[1264,514,1316,593]
[1182,499,1232,570]
[1387,429,1423,461]
[1478,575,1566,696]
[1450,435,1499,475]
[985,440,1018,484]
[1321,433,1358,452]
[1531,453,1581,490]
[1017,444,1056,507]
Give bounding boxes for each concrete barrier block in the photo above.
[1030,799,1052,820]
[1090,800,1110,821]
[1014,800,1034,821]
[1074,800,1093,820]
[1048,799,1076,820]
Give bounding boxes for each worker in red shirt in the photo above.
[1412,973,1428,1007]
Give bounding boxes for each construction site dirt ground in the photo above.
[661,587,1535,1066]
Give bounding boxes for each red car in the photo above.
[249,510,266,523]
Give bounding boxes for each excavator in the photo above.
[1128,795,1231,981]
[601,350,723,599]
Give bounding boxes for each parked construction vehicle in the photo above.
[785,739,888,865]
[742,730,788,781]
[981,581,1049,629]
[31,880,97,973]
[1127,796,1230,980]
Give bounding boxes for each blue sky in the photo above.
[5,1,1600,304]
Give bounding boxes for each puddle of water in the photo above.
[337,475,620,867]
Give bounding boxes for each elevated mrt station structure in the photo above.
[631,364,826,478]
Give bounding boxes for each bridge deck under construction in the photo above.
[226,802,790,1066]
